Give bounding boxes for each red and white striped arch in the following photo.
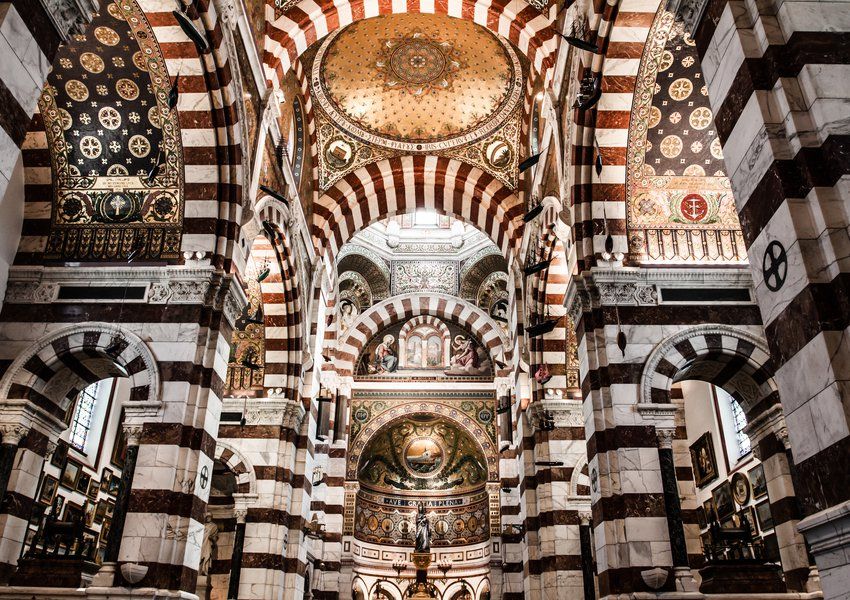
[314,155,524,264]
[570,0,662,270]
[262,0,560,89]
[252,199,305,400]
[336,293,512,377]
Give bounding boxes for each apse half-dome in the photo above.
[354,414,490,547]
[357,414,487,494]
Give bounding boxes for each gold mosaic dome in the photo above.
[311,14,523,152]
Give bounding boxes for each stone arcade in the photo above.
[0,0,846,598]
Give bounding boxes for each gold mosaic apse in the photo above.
[312,14,522,151]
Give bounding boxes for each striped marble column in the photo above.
[0,426,52,582]
[695,2,850,595]
[527,397,587,600]
[217,396,305,599]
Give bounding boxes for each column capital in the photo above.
[656,427,676,450]
[493,377,513,398]
[578,510,593,526]
[122,424,144,446]
[528,397,583,432]
[0,423,29,445]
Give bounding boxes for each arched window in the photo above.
[715,387,751,461]
[69,379,114,455]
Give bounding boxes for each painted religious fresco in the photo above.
[355,318,492,379]
[626,10,745,264]
[40,0,183,261]
[357,415,488,494]
[308,14,525,190]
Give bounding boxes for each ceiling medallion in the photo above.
[376,32,462,97]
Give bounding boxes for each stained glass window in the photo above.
[729,396,751,458]
[70,382,100,452]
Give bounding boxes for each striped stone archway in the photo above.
[314,156,524,265]
[0,322,160,423]
[336,293,511,377]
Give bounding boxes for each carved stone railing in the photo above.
[38,0,98,41]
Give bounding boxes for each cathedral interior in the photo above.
[0,0,846,598]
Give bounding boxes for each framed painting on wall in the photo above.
[689,432,718,488]
[749,463,767,499]
[755,501,774,531]
[37,474,59,505]
[703,498,716,524]
[76,471,91,495]
[60,459,82,490]
[50,440,69,468]
[712,481,735,521]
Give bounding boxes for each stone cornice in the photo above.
[4,264,232,308]
[565,266,754,318]
[222,397,306,430]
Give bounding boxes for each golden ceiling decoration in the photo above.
[312,14,522,151]
[310,14,524,191]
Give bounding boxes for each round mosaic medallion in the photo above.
[312,14,522,151]
[80,52,105,74]
[58,108,73,130]
[133,51,148,71]
[668,78,693,101]
[94,26,120,46]
[710,137,724,159]
[128,134,151,157]
[107,2,125,20]
[689,107,712,130]
[116,78,140,100]
[389,36,449,86]
[79,135,102,159]
[680,193,708,222]
[99,106,121,130]
[403,437,444,477]
[659,135,682,158]
[65,80,89,101]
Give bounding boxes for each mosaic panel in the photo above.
[354,489,489,547]
[391,260,458,296]
[348,391,497,482]
[41,0,183,261]
[627,11,744,263]
[355,320,493,379]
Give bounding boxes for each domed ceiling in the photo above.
[313,14,521,148]
[308,14,525,191]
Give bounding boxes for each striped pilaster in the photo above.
[0,427,50,581]
[217,396,306,599]
[694,1,850,594]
